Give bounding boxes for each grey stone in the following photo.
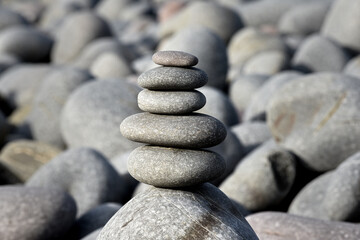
[322,0,360,51]
[90,52,132,79]
[69,203,122,239]
[283,34,305,53]
[267,73,360,171]
[132,182,151,198]
[289,152,360,221]
[159,1,242,43]
[197,86,239,126]
[0,53,19,73]
[95,0,133,21]
[159,26,228,90]
[128,145,225,187]
[0,8,28,31]
[138,66,208,90]
[0,110,7,144]
[244,71,302,121]
[29,67,93,149]
[152,51,198,67]
[242,50,288,76]
[0,186,76,240]
[229,74,268,118]
[0,64,53,108]
[220,140,296,211]
[228,28,287,69]
[61,79,142,159]
[97,183,259,240]
[110,151,138,193]
[0,140,61,183]
[0,26,53,62]
[231,122,272,155]
[246,212,360,240]
[5,1,44,24]
[344,55,360,79]
[81,229,101,240]
[278,1,331,35]
[138,89,206,114]
[292,34,349,73]
[52,11,111,64]
[26,147,125,216]
[120,112,227,149]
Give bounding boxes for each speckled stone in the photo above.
[152,51,198,67]
[0,186,76,240]
[120,112,227,149]
[97,183,258,240]
[127,145,225,187]
[137,89,206,114]
[138,66,208,90]
[246,212,360,240]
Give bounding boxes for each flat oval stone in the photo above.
[152,51,198,67]
[128,146,225,187]
[138,66,208,90]
[120,112,226,148]
[137,89,206,114]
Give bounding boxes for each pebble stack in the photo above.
[120,50,227,188]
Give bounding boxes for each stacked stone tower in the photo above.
[120,51,227,188]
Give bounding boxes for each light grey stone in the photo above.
[0,53,19,73]
[52,11,111,64]
[197,86,239,126]
[90,52,132,79]
[152,51,198,67]
[228,28,287,69]
[344,55,360,79]
[0,26,53,62]
[220,140,296,211]
[120,112,227,149]
[229,74,268,118]
[0,140,61,183]
[128,145,225,187]
[95,0,132,21]
[29,66,93,149]
[289,152,360,221]
[246,212,360,240]
[138,66,207,90]
[0,186,76,240]
[110,151,138,193]
[5,1,44,24]
[97,183,259,240]
[231,122,272,155]
[159,26,228,90]
[138,89,206,114]
[244,71,302,121]
[0,8,28,31]
[267,73,360,171]
[61,79,142,158]
[322,0,360,51]
[0,64,53,108]
[26,147,125,216]
[292,34,349,73]
[81,229,101,240]
[242,50,288,76]
[159,1,242,43]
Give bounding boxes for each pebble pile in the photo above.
[120,50,227,188]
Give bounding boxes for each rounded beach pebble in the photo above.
[152,51,198,67]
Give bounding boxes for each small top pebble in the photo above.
[152,51,198,67]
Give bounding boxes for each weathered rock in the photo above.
[52,11,111,64]
[159,26,228,90]
[0,26,53,62]
[246,212,360,240]
[61,80,142,158]
[289,152,360,221]
[267,73,360,171]
[322,0,360,51]
[152,51,198,67]
[97,183,259,240]
[220,140,296,211]
[197,86,239,126]
[0,186,76,240]
[0,140,61,183]
[128,146,225,187]
[344,55,360,79]
[120,112,227,149]
[0,8,28,31]
[159,1,242,43]
[292,34,349,73]
[138,89,206,114]
[27,147,125,216]
[90,52,132,79]
[29,67,93,149]
[138,66,207,90]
